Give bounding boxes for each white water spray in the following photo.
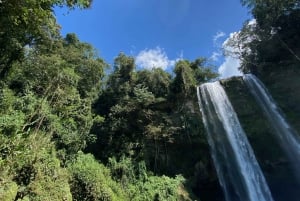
[197,81,273,201]
[243,74,300,180]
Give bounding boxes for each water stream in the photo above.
[197,81,274,201]
[243,73,300,182]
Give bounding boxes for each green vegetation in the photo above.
[225,0,300,134]
[0,33,217,199]
[0,1,219,200]
[0,0,93,78]
[221,4,300,199]
[68,153,127,201]
[226,0,300,76]
[1,0,300,200]
[0,32,216,199]
[224,0,300,150]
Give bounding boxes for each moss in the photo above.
[261,66,300,134]
[0,181,18,201]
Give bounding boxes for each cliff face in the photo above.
[221,72,300,201]
[221,76,285,165]
[261,67,300,133]
[144,97,224,201]
[169,69,300,201]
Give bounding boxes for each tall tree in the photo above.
[235,0,300,74]
[171,59,218,98]
[5,34,105,156]
[136,68,171,98]
[0,0,93,78]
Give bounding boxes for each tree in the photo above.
[68,152,127,201]
[190,58,219,84]
[223,20,260,73]
[93,53,136,116]
[236,0,300,74]
[61,33,106,99]
[241,0,300,29]
[0,0,93,78]
[171,59,218,98]
[4,34,105,157]
[136,68,171,98]
[107,52,136,94]
[172,60,196,97]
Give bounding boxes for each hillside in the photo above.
[1,0,300,200]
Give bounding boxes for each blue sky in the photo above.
[55,0,251,77]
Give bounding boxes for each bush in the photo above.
[68,152,127,201]
[108,156,190,201]
[0,132,72,200]
[0,181,18,201]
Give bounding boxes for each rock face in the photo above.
[261,68,300,134]
[221,74,300,201]
[142,69,300,201]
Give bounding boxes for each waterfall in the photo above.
[243,74,300,180]
[197,81,274,201]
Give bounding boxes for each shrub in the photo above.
[68,152,127,201]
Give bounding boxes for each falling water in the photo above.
[243,74,300,180]
[197,81,274,201]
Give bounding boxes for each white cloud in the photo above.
[248,18,256,26]
[218,32,243,78]
[218,56,242,78]
[135,47,180,70]
[213,31,226,44]
[222,32,241,59]
[217,19,258,78]
[210,51,222,62]
[209,31,226,62]
[222,19,257,58]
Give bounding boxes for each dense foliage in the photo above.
[0,0,93,78]
[224,0,300,140]
[0,1,219,200]
[221,2,300,200]
[226,0,300,76]
[1,0,299,200]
